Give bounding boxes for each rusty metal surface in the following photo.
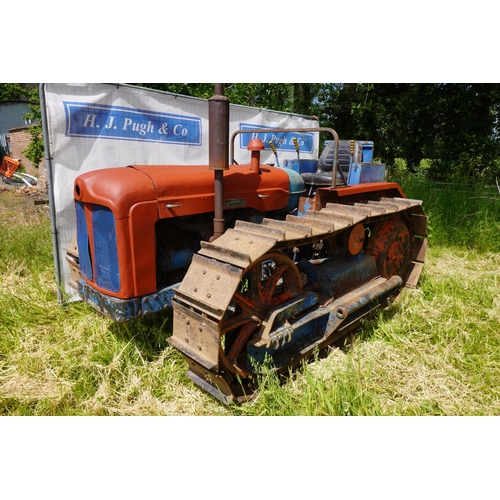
[307,208,357,228]
[347,223,365,255]
[355,202,387,215]
[411,213,429,237]
[258,292,319,348]
[172,194,428,402]
[208,90,229,172]
[333,275,402,318]
[170,302,221,370]
[199,228,278,267]
[404,262,425,288]
[248,274,402,371]
[366,216,411,278]
[176,254,244,319]
[177,200,428,321]
[326,202,378,218]
[209,85,229,239]
[212,170,225,240]
[221,252,302,332]
[218,252,303,375]
[233,219,285,240]
[261,217,312,240]
[286,214,337,234]
[381,196,422,207]
[183,356,256,404]
[366,200,401,214]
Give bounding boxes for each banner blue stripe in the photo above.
[63,102,202,146]
[239,123,314,154]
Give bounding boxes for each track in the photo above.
[169,196,427,403]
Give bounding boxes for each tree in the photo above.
[21,86,44,169]
[137,83,320,116]
[0,83,28,100]
[315,83,500,181]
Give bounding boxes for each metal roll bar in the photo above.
[229,127,341,188]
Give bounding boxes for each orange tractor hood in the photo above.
[74,164,296,218]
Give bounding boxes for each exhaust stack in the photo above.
[208,83,229,241]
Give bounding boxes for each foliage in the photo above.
[22,124,44,168]
[390,160,500,249]
[21,86,44,168]
[316,83,500,182]
[0,83,28,100]
[394,177,500,252]
[142,83,500,182]
[136,83,320,116]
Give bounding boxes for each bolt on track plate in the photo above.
[170,302,221,370]
[176,253,244,319]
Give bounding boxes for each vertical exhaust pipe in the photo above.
[209,83,229,241]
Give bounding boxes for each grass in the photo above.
[397,177,500,252]
[1,182,500,416]
[232,249,500,416]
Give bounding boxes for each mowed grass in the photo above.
[1,184,500,416]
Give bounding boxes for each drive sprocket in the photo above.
[219,251,303,376]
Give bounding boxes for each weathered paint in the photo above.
[78,279,177,322]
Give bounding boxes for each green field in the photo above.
[1,180,500,416]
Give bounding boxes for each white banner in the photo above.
[40,83,319,298]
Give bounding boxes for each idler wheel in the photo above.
[346,223,366,256]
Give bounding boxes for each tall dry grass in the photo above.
[1,183,500,416]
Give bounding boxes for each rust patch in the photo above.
[366,216,411,278]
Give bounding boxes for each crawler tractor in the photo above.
[68,86,427,403]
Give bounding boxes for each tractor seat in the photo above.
[301,140,352,186]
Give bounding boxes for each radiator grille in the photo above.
[92,205,120,293]
[75,201,92,280]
